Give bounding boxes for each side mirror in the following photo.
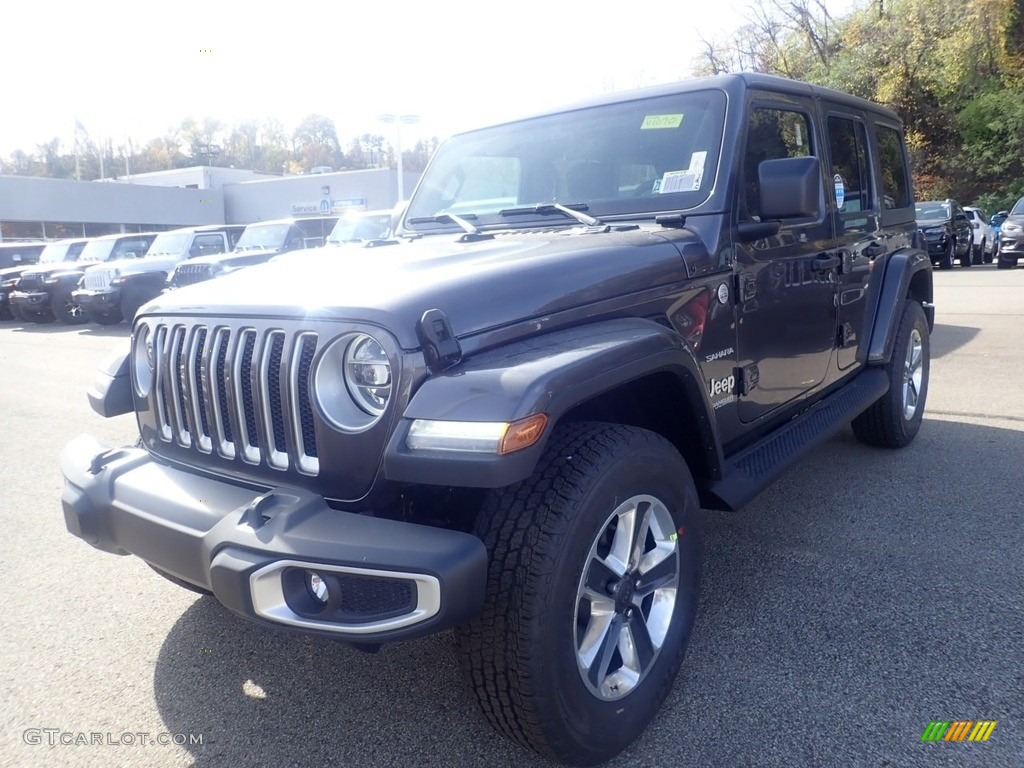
[758,156,822,219]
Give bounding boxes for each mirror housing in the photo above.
[758,156,822,219]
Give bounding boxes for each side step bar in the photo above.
[702,369,889,511]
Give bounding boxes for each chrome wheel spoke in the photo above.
[586,614,624,688]
[623,614,656,672]
[635,551,677,598]
[584,554,622,594]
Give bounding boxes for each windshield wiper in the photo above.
[406,213,492,241]
[497,203,602,227]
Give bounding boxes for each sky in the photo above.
[0,0,860,160]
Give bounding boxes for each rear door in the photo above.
[823,107,878,370]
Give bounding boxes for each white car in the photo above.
[963,206,995,264]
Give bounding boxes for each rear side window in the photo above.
[827,116,873,225]
[876,126,911,210]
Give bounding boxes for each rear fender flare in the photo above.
[867,248,934,365]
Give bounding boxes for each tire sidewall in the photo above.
[529,439,701,760]
[891,301,930,444]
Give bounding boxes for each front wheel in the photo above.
[852,300,929,448]
[937,241,954,269]
[960,240,972,267]
[997,253,1017,269]
[455,422,702,765]
[972,241,984,265]
[85,306,123,325]
[51,288,88,325]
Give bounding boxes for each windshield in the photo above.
[39,243,72,263]
[328,213,391,243]
[235,223,290,250]
[146,232,190,256]
[404,89,727,230]
[915,201,951,220]
[77,238,116,262]
[1011,197,1024,216]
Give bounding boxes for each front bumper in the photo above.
[10,290,49,309]
[61,434,488,643]
[72,287,122,310]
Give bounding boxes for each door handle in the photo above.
[811,253,841,271]
[864,242,886,258]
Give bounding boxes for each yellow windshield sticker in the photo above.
[641,114,684,130]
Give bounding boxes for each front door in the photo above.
[734,98,839,424]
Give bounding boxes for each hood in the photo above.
[0,265,33,281]
[916,217,951,228]
[17,262,93,279]
[142,226,698,349]
[87,255,179,276]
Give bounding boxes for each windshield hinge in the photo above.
[417,309,463,373]
[655,214,687,228]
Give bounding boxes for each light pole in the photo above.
[377,113,420,205]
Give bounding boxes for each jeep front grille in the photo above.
[16,274,41,291]
[83,269,113,291]
[151,322,319,475]
[172,263,213,287]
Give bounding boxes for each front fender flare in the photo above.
[87,343,133,418]
[383,318,719,488]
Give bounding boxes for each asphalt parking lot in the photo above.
[1,265,1021,768]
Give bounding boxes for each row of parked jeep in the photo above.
[0,209,393,326]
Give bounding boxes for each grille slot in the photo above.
[172,263,212,287]
[151,322,319,473]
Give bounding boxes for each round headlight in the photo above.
[314,332,394,432]
[345,335,391,416]
[133,323,154,397]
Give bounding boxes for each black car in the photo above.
[10,233,157,324]
[915,198,973,268]
[62,73,932,766]
[167,216,338,288]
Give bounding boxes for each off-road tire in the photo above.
[852,300,929,448]
[85,307,123,325]
[454,422,702,766]
[120,287,147,325]
[51,288,88,325]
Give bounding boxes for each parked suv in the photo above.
[62,73,932,766]
[10,233,157,324]
[996,196,1024,269]
[74,225,245,324]
[0,241,48,319]
[915,199,973,268]
[963,206,994,264]
[167,216,337,288]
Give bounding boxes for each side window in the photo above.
[742,107,813,220]
[876,126,910,210]
[827,116,873,230]
[190,234,226,257]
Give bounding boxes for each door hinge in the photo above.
[737,364,759,395]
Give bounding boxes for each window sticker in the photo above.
[834,173,846,210]
[641,114,684,130]
[659,170,700,193]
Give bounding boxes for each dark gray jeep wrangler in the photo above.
[62,73,932,765]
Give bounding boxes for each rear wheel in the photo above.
[51,288,88,325]
[455,422,702,765]
[852,300,929,448]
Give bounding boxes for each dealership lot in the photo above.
[0,266,1021,768]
